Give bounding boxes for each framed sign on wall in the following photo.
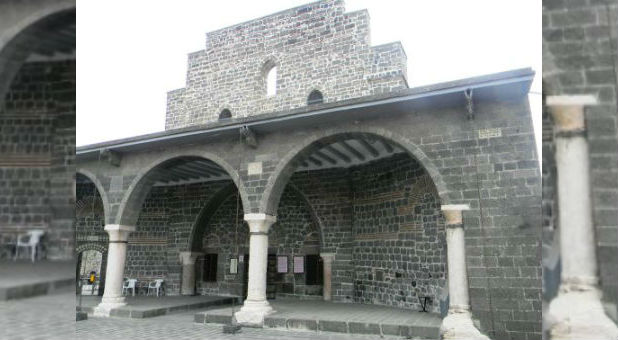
[294,256,304,273]
[277,256,288,273]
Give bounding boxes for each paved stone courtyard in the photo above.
[0,292,75,340]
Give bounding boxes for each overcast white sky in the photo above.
[77,0,541,154]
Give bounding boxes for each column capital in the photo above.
[546,95,597,133]
[104,224,135,242]
[441,204,469,226]
[179,251,203,265]
[320,253,335,262]
[244,213,277,233]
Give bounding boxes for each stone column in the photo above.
[546,95,618,339]
[179,251,202,295]
[93,224,135,317]
[320,253,335,301]
[234,213,277,326]
[440,205,489,340]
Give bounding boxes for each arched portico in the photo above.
[261,127,450,215]
[115,152,249,227]
[235,128,485,339]
[95,153,247,315]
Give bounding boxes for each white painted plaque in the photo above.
[277,256,288,273]
[230,258,238,274]
[478,128,502,139]
[247,162,263,175]
[294,256,304,273]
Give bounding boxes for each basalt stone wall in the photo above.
[351,153,446,313]
[124,186,171,291]
[287,167,355,302]
[75,181,106,247]
[543,0,618,309]
[165,0,407,129]
[0,60,75,260]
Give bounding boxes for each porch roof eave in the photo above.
[76,67,534,162]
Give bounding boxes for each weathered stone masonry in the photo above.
[165,0,406,129]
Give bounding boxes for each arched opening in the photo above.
[264,132,447,311]
[219,109,232,120]
[263,61,277,97]
[116,155,247,295]
[75,173,108,295]
[77,249,104,296]
[307,90,323,105]
[187,179,323,299]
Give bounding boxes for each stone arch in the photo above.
[77,168,111,225]
[261,127,449,215]
[75,242,107,254]
[116,151,248,227]
[0,2,75,107]
[187,182,241,252]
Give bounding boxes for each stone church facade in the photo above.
[76,1,541,339]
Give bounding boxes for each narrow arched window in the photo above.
[265,63,277,97]
[219,109,231,120]
[307,90,323,105]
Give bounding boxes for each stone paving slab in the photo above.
[0,260,75,300]
[197,298,441,339]
[79,294,241,318]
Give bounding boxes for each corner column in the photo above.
[93,224,135,317]
[320,253,335,301]
[179,251,203,295]
[440,205,489,340]
[546,95,618,339]
[234,213,277,326]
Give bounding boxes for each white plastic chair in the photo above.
[147,279,165,297]
[14,230,45,262]
[122,279,137,296]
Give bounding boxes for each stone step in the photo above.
[197,312,439,339]
[79,296,239,319]
[0,277,74,301]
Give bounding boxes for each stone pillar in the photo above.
[93,224,135,317]
[179,251,202,295]
[320,253,335,301]
[440,205,489,340]
[546,95,618,339]
[234,213,277,326]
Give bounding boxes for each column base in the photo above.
[233,300,274,327]
[440,310,490,340]
[93,296,127,317]
[547,288,618,339]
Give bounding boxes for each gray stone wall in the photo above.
[351,153,446,313]
[1,60,75,259]
[165,0,407,129]
[543,0,618,308]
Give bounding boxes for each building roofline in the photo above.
[77,67,534,158]
[205,0,341,39]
